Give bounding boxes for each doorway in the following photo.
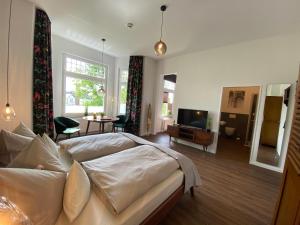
[217,86,260,161]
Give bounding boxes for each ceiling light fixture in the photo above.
[2,0,16,121]
[97,38,106,95]
[127,22,134,29]
[154,5,167,56]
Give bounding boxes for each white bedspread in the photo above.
[59,133,137,162]
[82,145,179,214]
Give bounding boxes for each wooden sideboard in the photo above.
[167,125,214,151]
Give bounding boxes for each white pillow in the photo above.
[13,122,36,138]
[8,135,66,172]
[42,133,59,158]
[1,130,33,152]
[0,168,66,225]
[63,161,90,222]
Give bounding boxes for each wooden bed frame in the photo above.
[141,185,194,225]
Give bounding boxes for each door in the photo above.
[272,75,300,224]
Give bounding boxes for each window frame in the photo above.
[62,53,108,117]
[117,68,129,115]
[161,79,176,117]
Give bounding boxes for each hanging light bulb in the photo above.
[154,5,167,56]
[2,0,16,121]
[97,85,105,95]
[2,103,16,121]
[97,38,106,95]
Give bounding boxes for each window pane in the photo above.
[118,70,128,114]
[65,76,104,114]
[162,103,169,116]
[65,57,105,78]
[164,80,175,90]
[120,70,128,82]
[161,92,174,116]
[168,92,174,104]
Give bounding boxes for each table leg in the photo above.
[86,121,90,135]
[99,123,102,133]
[102,123,105,133]
[190,187,194,197]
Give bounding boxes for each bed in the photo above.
[0,124,200,225]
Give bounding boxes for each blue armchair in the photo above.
[112,115,127,132]
[54,117,80,141]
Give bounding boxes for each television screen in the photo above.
[177,108,208,129]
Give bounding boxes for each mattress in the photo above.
[55,170,184,225]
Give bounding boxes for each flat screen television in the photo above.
[177,108,208,129]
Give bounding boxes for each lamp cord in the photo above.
[6,0,13,104]
[101,39,105,88]
[160,10,164,41]
[102,40,104,66]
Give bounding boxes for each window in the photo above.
[118,70,128,114]
[161,75,177,117]
[63,55,107,115]
[164,80,175,91]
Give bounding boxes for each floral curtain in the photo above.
[32,9,54,137]
[125,56,144,135]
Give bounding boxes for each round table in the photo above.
[82,116,119,135]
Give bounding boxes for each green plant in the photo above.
[74,79,104,107]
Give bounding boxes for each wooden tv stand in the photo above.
[167,125,214,151]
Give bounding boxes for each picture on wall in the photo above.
[228,90,245,108]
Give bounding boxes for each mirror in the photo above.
[256,84,291,167]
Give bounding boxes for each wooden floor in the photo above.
[144,133,282,225]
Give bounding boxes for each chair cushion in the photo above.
[63,128,80,134]
[114,123,126,128]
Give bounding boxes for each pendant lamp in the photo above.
[97,38,106,95]
[2,0,16,121]
[154,5,167,56]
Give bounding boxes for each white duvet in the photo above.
[82,145,179,214]
[59,133,137,162]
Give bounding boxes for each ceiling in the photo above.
[31,0,300,59]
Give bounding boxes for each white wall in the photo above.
[0,0,35,131]
[140,57,157,136]
[52,35,116,133]
[155,32,300,153]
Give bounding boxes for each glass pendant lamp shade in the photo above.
[0,196,32,225]
[97,85,105,95]
[2,103,16,121]
[154,40,167,56]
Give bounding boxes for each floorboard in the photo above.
[144,133,282,225]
